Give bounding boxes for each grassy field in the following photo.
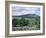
[12,26,40,31]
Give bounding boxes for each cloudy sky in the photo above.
[12,6,40,16]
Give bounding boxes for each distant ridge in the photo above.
[12,14,39,18]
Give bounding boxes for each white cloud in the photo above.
[12,7,40,16]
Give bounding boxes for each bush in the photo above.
[12,18,29,27]
[12,19,17,27]
[20,18,29,26]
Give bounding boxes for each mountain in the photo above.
[12,14,39,18]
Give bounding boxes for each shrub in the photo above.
[12,18,29,27]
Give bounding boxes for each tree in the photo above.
[20,18,29,27]
[12,19,18,27]
[12,18,29,27]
